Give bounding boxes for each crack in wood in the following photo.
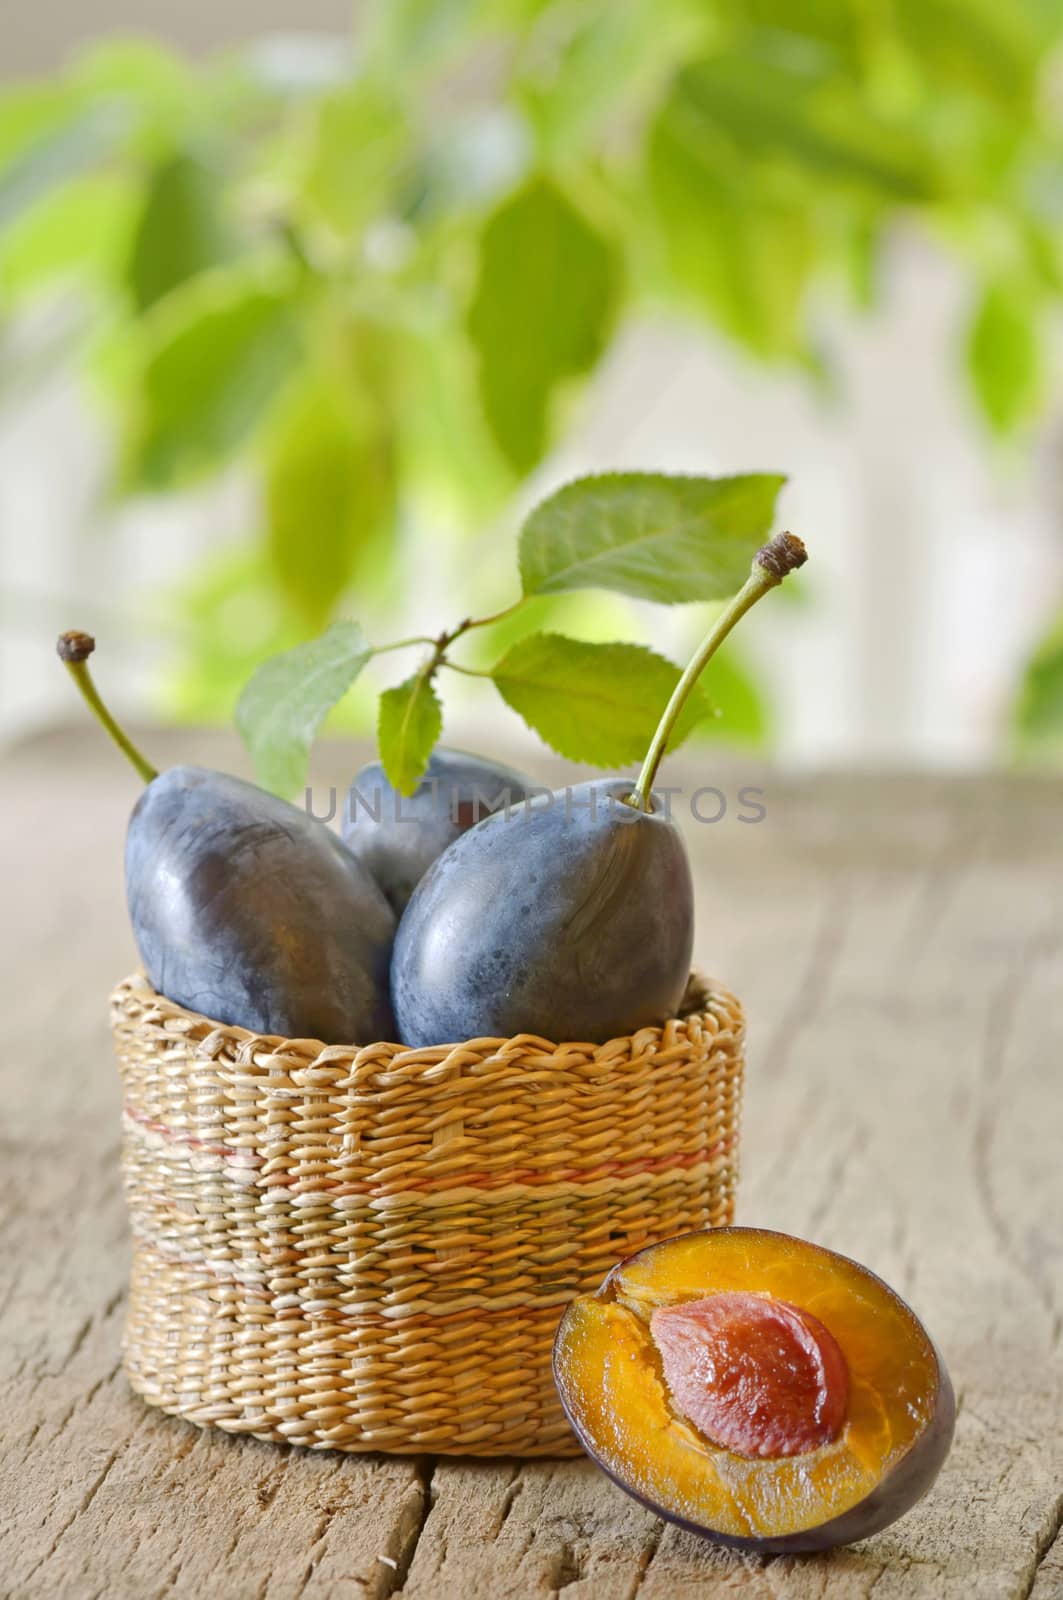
[623,1517,663,1600]
[761,888,850,1084]
[1019,1490,1063,1600]
[375,1459,435,1600]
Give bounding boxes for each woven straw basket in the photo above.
[111,971,744,1458]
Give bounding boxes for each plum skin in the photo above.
[342,748,535,914]
[390,778,694,1048]
[553,1228,956,1555]
[127,765,396,1043]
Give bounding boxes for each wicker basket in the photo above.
[110,971,744,1458]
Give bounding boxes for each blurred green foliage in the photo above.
[2,0,1063,741]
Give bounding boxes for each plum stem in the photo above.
[56,631,158,784]
[456,599,524,632]
[629,533,808,812]
[441,660,492,678]
[371,601,524,663]
[372,633,438,654]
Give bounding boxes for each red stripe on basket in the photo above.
[123,1101,735,1192]
[123,1106,247,1161]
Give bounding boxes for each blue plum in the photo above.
[342,747,535,913]
[127,766,396,1042]
[391,778,694,1046]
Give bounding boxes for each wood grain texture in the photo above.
[2,727,1060,1600]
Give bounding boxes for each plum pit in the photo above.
[650,1291,849,1458]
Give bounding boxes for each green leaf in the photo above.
[0,174,134,303]
[468,176,620,474]
[235,620,372,796]
[1015,617,1063,748]
[300,83,407,237]
[127,150,234,312]
[667,55,937,203]
[69,39,196,156]
[71,39,190,105]
[647,93,815,356]
[365,0,481,73]
[491,632,713,766]
[516,4,688,162]
[715,0,870,63]
[0,99,129,228]
[265,342,397,630]
[0,83,76,166]
[378,668,444,795]
[967,281,1040,433]
[893,0,1037,111]
[519,471,785,603]
[125,268,303,489]
[399,321,517,525]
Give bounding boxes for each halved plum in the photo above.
[553,1227,954,1554]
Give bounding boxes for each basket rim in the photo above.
[111,969,744,1077]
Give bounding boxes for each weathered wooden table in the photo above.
[2,728,1061,1599]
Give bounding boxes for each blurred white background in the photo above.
[2,6,1062,769]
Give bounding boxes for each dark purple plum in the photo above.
[390,778,693,1046]
[127,766,395,1041]
[57,632,395,1044]
[342,747,535,913]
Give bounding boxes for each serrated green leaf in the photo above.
[125,268,303,489]
[519,472,785,603]
[967,281,1040,434]
[378,668,444,795]
[265,339,397,630]
[468,176,620,474]
[236,620,371,796]
[127,150,234,312]
[491,632,713,766]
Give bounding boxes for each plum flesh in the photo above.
[553,1227,955,1555]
